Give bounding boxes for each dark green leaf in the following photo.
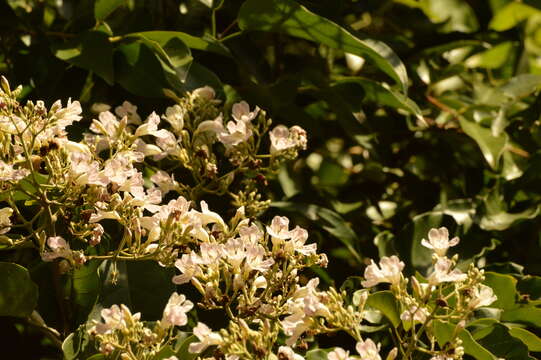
[53,30,114,85]
[0,262,38,317]
[238,0,409,91]
[483,272,517,309]
[507,326,541,352]
[72,260,101,325]
[458,116,507,170]
[366,290,400,327]
[94,0,125,21]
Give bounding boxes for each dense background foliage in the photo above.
[3,0,541,358]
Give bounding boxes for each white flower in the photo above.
[266,216,291,241]
[150,170,178,195]
[361,256,405,288]
[269,125,307,154]
[217,117,253,147]
[282,278,330,346]
[163,105,184,132]
[172,253,202,285]
[163,357,178,360]
[196,114,225,134]
[0,207,13,235]
[328,347,353,360]
[428,257,467,285]
[53,98,82,127]
[468,284,497,309]
[115,100,141,125]
[90,224,104,246]
[278,346,305,360]
[161,292,194,328]
[400,305,430,323]
[41,236,72,262]
[192,201,227,230]
[421,227,459,257]
[188,322,223,354]
[0,160,30,182]
[232,101,259,123]
[356,339,382,360]
[192,86,216,101]
[135,112,170,138]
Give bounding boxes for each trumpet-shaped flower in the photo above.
[188,322,223,354]
[327,348,354,360]
[428,257,467,285]
[161,292,194,328]
[361,256,405,288]
[356,339,382,360]
[278,346,305,360]
[421,227,459,257]
[468,284,497,309]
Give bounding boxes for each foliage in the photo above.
[2,0,541,359]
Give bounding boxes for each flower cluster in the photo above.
[89,292,193,359]
[361,227,497,360]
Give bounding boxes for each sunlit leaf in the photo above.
[238,0,409,91]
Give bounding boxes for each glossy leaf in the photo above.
[366,290,401,327]
[458,116,507,170]
[507,326,541,352]
[53,30,114,85]
[127,31,231,57]
[238,0,409,91]
[483,272,517,309]
[0,262,38,317]
[490,2,541,31]
[434,320,498,360]
[72,260,101,325]
[94,0,125,21]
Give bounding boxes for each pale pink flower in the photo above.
[361,256,405,288]
[356,338,382,360]
[428,257,467,285]
[163,105,184,132]
[192,86,216,101]
[266,216,291,240]
[0,160,30,182]
[52,98,82,127]
[327,348,353,360]
[468,284,497,309]
[172,253,202,285]
[188,322,223,354]
[150,170,178,196]
[115,101,141,125]
[278,346,305,360]
[41,236,72,262]
[135,112,170,138]
[0,207,13,235]
[421,227,459,257]
[400,305,430,323]
[161,292,194,328]
[232,101,259,123]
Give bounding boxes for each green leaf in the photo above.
[422,0,479,33]
[53,30,114,85]
[136,35,193,86]
[0,262,38,317]
[490,2,541,31]
[127,31,231,57]
[94,0,125,21]
[97,260,175,321]
[366,290,400,327]
[72,260,101,325]
[458,116,507,170]
[434,321,498,360]
[115,40,169,97]
[271,202,362,264]
[475,323,530,359]
[332,77,423,119]
[174,335,198,360]
[500,74,541,100]
[507,326,541,352]
[465,42,514,69]
[501,306,541,327]
[483,272,517,309]
[305,349,329,360]
[238,0,409,92]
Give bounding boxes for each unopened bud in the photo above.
[386,347,398,360]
